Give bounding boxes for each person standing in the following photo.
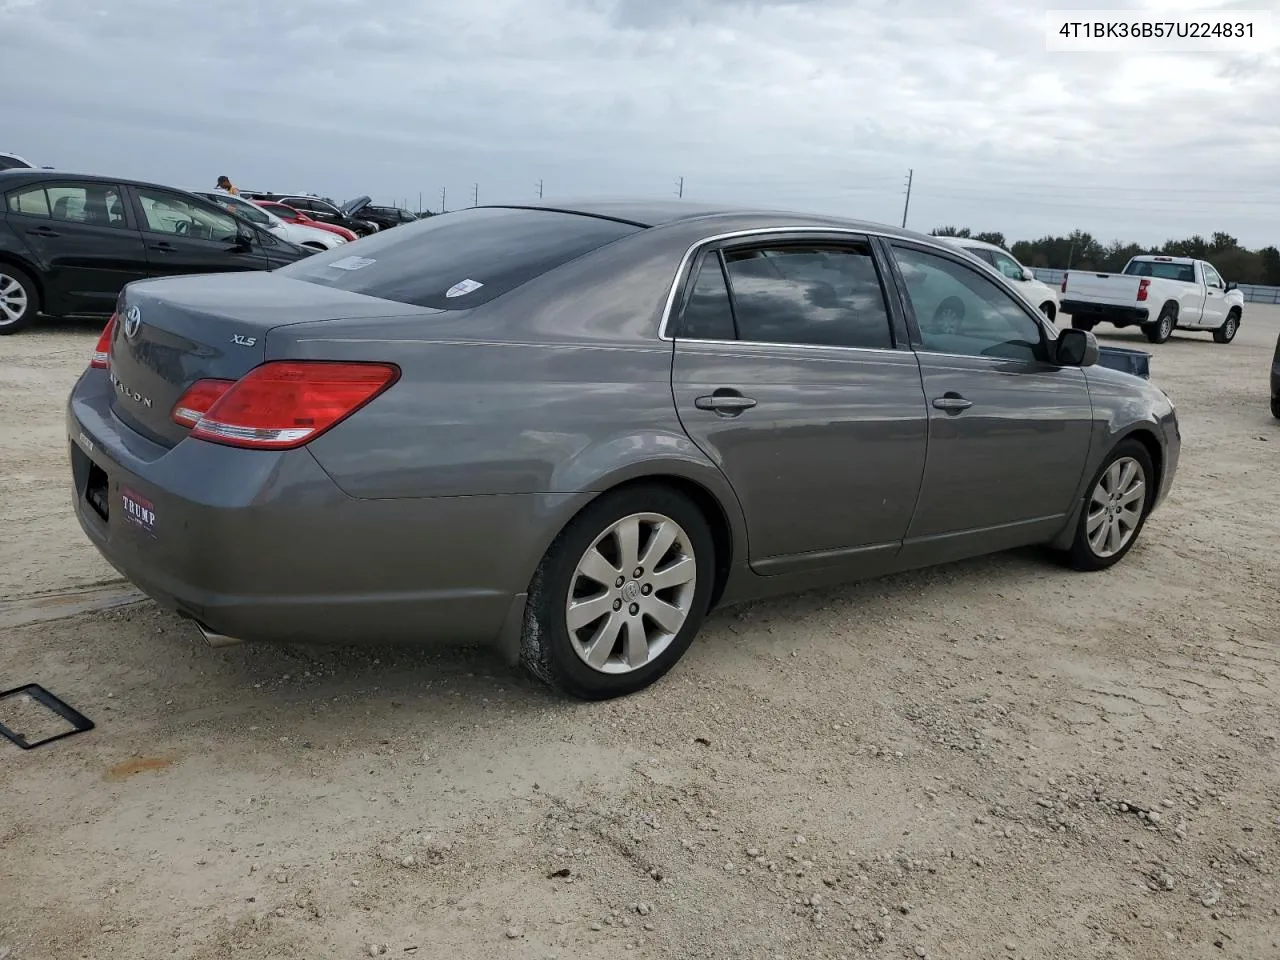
[215,175,239,195]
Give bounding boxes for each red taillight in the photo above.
[186,361,399,450]
[170,379,234,428]
[90,314,117,369]
[1137,278,1150,301]
[1060,274,1068,293]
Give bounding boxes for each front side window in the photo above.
[1203,264,1223,288]
[719,242,893,349]
[988,250,1026,282]
[136,188,240,242]
[208,194,273,227]
[891,245,1046,362]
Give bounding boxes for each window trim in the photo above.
[665,229,911,353]
[672,249,738,341]
[883,238,1053,364]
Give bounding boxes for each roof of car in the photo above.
[937,236,1007,253]
[483,199,919,237]
[0,168,207,192]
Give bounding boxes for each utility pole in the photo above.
[901,169,913,229]
[472,183,479,207]
[675,176,684,198]
[537,179,543,199]
[417,191,422,214]
[440,186,446,213]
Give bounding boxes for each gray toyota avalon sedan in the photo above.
[67,200,1180,699]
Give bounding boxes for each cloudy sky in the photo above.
[4,0,1278,247]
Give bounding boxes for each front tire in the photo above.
[520,484,715,700]
[0,265,40,334]
[1271,395,1280,420]
[1054,440,1155,572]
[1143,306,1176,344]
[1213,310,1240,344]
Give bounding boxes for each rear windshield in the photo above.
[1123,260,1196,282]
[275,207,642,310]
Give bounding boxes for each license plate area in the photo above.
[85,461,109,522]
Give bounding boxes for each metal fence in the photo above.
[1031,268,1280,305]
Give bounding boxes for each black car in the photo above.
[347,200,420,231]
[0,153,34,171]
[240,191,379,236]
[1271,329,1280,419]
[0,170,310,334]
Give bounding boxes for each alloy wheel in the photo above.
[1086,456,1147,558]
[565,512,698,674]
[0,273,29,326]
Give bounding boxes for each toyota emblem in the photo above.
[123,305,142,340]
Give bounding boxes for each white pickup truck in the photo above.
[1060,255,1245,345]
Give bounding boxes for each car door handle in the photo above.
[932,394,973,412]
[695,390,757,414]
[27,227,59,238]
[149,242,173,252]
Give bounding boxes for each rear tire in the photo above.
[1052,439,1155,572]
[1143,306,1176,344]
[0,265,39,335]
[1069,316,1095,332]
[519,484,715,700]
[1213,310,1240,344]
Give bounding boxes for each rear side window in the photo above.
[6,185,51,217]
[277,207,643,310]
[722,243,894,349]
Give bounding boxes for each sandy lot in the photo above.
[1,310,1278,960]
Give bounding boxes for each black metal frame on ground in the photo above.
[0,683,94,749]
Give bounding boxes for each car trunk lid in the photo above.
[107,273,430,448]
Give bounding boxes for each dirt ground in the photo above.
[1,309,1278,960]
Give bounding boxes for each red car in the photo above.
[254,200,359,242]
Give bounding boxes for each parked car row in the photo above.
[0,169,312,333]
[0,164,432,333]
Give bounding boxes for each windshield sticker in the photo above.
[445,278,484,298]
[326,256,376,271]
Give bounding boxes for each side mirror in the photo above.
[1021,267,1035,281]
[233,230,254,249]
[1055,327,1098,367]
[1224,281,1236,292]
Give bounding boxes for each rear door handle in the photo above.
[27,227,60,238]
[695,390,757,415]
[149,242,173,253]
[932,394,973,412]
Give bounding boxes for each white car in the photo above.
[939,236,1061,321]
[1061,255,1244,345]
[195,190,346,251]
[0,152,34,170]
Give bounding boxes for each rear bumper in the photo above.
[67,371,585,648]
[1062,300,1150,326]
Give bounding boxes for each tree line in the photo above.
[930,226,1280,286]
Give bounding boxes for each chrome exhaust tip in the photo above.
[194,621,245,648]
